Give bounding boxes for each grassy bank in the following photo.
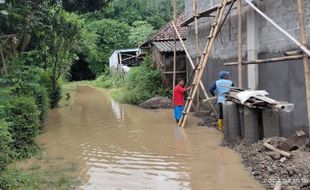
[3,154,80,190]
[0,81,85,190]
[93,57,171,105]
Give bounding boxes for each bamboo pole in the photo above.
[297,0,310,135]
[224,55,305,66]
[173,0,177,92]
[237,0,243,87]
[244,0,310,56]
[193,0,200,109]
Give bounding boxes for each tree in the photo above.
[39,10,80,107]
[82,19,132,75]
[129,21,154,46]
[62,0,111,13]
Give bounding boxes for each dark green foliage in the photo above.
[77,0,184,76]
[7,66,50,124]
[84,19,132,75]
[33,86,49,126]
[40,73,62,109]
[0,169,33,190]
[62,0,111,13]
[2,96,40,158]
[84,0,185,29]
[0,120,12,171]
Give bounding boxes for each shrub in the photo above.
[110,56,169,104]
[12,84,49,127]
[0,120,12,171]
[4,66,50,125]
[2,96,40,158]
[94,71,123,89]
[34,87,49,126]
[41,73,62,108]
[0,169,34,190]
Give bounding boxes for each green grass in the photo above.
[1,156,81,190]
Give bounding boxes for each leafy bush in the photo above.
[1,96,40,158]
[94,71,123,89]
[0,120,12,171]
[6,66,50,125]
[109,56,169,104]
[41,73,63,108]
[33,87,49,126]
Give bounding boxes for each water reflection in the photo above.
[111,99,125,122]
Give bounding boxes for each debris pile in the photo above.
[139,96,172,109]
[224,131,310,190]
[193,111,218,127]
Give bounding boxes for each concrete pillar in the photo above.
[227,102,241,140]
[262,109,280,138]
[238,105,245,138]
[279,104,295,137]
[246,6,260,90]
[244,107,260,144]
[223,102,230,140]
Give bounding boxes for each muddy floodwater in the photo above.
[36,85,264,190]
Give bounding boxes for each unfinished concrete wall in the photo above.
[185,0,310,128]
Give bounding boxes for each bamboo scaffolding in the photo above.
[181,0,235,26]
[171,21,218,115]
[179,0,230,128]
[237,0,243,88]
[297,0,310,135]
[224,55,305,66]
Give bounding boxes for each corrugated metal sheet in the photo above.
[153,41,184,53]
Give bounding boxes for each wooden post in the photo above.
[297,0,310,135]
[237,0,243,87]
[193,0,200,110]
[173,0,177,92]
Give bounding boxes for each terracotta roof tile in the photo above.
[152,14,188,41]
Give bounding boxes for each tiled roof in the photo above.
[140,14,188,48]
[152,13,188,41]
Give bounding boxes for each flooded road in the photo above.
[38,85,264,190]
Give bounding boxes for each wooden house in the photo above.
[140,14,188,88]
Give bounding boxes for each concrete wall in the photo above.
[185,0,310,128]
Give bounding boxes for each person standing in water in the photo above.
[173,78,191,123]
[209,71,234,131]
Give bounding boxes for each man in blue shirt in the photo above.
[209,71,234,132]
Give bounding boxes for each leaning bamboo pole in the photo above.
[297,0,310,135]
[173,0,177,92]
[244,0,310,56]
[237,0,243,87]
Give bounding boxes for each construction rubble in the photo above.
[222,131,310,190]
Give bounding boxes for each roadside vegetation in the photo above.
[94,56,172,105]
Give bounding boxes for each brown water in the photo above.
[37,85,264,190]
